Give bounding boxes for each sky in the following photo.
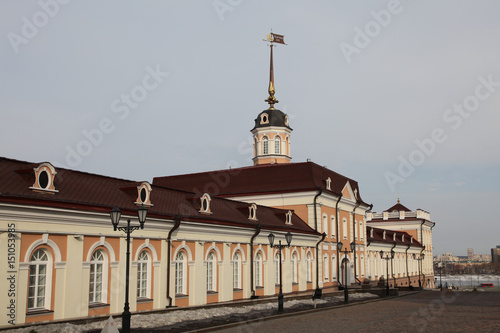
[1,1,499,256]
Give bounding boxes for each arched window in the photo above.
[232,252,242,289]
[175,252,187,295]
[332,255,336,279]
[322,214,328,235]
[89,249,108,304]
[274,253,280,285]
[306,253,312,282]
[274,136,280,154]
[255,252,263,287]
[137,250,151,299]
[323,256,329,282]
[343,218,347,239]
[28,249,51,310]
[291,253,298,284]
[263,137,269,155]
[206,252,217,292]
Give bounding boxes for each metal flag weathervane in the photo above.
[263,32,286,110]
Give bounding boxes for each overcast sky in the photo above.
[1,1,499,256]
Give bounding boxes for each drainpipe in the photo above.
[406,244,411,287]
[250,223,261,299]
[312,188,323,299]
[420,246,425,288]
[335,194,343,284]
[313,232,326,300]
[420,220,425,286]
[351,200,361,284]
[166,216,181,308]
[313,188,323,231]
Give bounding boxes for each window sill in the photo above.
[89,302,110,309]
[137,298,153,303]
[175,294,189,298]
[207,291,218,295]
[26,309,54,316]
[232,288,243,292]
[256,286,264,289]
[292,282,299,286]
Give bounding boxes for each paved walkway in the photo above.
[210,291,500,333]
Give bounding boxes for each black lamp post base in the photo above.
[312,288,322,300]
[278,292,284,313]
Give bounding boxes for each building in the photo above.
[0,34,435,327]
[366,200,435,288]
[492,246,500,263]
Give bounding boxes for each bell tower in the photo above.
[252,33,292,166]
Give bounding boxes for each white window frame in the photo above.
[255,252,263,287]
[274,136,280,154]
[322,214,328,235]
[323,255,329,282]
[137,250,151,299]
[263,137,269,155]
[206,252,217,292]
[175,252,187,295]
[332,255,336,279]
[331,216,336,238]
[274,253,280,285]
[89,249,108,304]
[306,252,312,282]
[343,218,347,239]
[232,252,242,289]
[291,253,298,284]
[28,249,52,310]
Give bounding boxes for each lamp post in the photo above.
[414,253,425,288]
[110,206,148,333]
[436,261,443,290]
[380,250,394,296]
[337,241,355,304]
[268,231,292,313]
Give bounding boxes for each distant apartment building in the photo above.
[492,246,500,263]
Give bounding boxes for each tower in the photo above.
[252,33,292,166]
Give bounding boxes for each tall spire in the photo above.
[263,32,286,110]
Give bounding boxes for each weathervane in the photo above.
[263,32,286,110]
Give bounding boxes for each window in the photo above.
[322,214,328,235]
[355,221,358,240]
[28,249,51,310]
[274,253,280,285]
[249,204,257,220]
[325,177,331,190]
[263,137,269,155]
[260,113,269,124]
[135,182,153,206]
[89,250,107,304]
[332,255,336,278]
[360,221,364,240]
[291,253,298,284]
[206,252,217,292]
[306,253,312,282]
[285,210,293,224]
[323,256,329,282]
[343,218,347,239]
[199,193,212,215]
[232,252,241,289]
[175,252,187,295]
[30,163,58,193]
[137,251,150,299]
[274,137,280,154]
[331,216,336,238]
[255,252,263,287]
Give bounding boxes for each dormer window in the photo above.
[402,234,405,242]
[135,182,153,207]
[393,233,396,241]
[30,163,58,193]
[370,228,373,238]
[249,203,257,220]
[200,193,212,215]
[354,189,358,199]
[284,115,289,126]
[410,236,413,243]
[286,210,293,225]
[325,177,331,190]
[383,231,386,239]
[260,113,269,124]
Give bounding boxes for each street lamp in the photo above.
[337,241,355,303]
[268,231,292,313]
[110,206,148,333]
[413,253,425,288]
[436,262,443,291]
[380,250,394,296]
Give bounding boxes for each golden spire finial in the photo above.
[263,32,286,110]
[397,197,400,204]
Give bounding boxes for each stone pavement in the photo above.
[209,291,500,333]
